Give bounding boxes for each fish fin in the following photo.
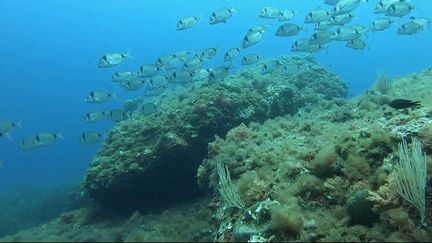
[4,132,12,140]
[123,50,133,59]
[230,8,238,14]
[57,133,65,140]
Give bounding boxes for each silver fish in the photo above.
[397,21,424,35]
[410,17,431,29]
[21,132,63,150]
[196,47,218,61]
[346,38,367,50]
[169,70,194,83]
[138,64,160,78]
[145,86,166,96]
[121,78,146,91]
[279,9,295,21]
[385,2,414,17]
[149,75,168,89]
[0,119,21,139]
[173,50,191,60]
[208,66,230,82]
[107,109,128,122]
[84,91,115,104]
[259,7,281,19]
[141,102,158,115]
[315,21,333,30]
[305,9,331,24]
[80,131,102,145]
[241,54,260,65]
[331,26,366,41]
[329,13,355,25]
[333,0,365,15]
[183,57,203,71]
[112,71,136,82]
[209,7,236,24]
[97,51,131,68]
[262,60,281,74]
[309,30,333,45]
[247,25,268,35]
[370,18,394,32]
[275,23,302,36]
[20,136,44,150]
[84,111,105,123]
[243,31,264,48]
[224,48,240,62]
[177,16,199,30]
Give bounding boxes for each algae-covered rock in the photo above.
[347,189,379,226]
[82,55,347,209]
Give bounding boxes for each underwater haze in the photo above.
[0,0,432,241]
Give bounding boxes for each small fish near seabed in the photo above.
[224,48,240,62]
[79,131,103,145]
[85,91,116,104]
[97,51,132,68]
[243,30,264,49]
[388,99,421,109]
[176,16,200,30]
[20,132,63,150]
[107,109,128,122]
[112,71,137,82]
[0,119,21,139]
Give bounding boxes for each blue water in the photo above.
[0,0,431,191]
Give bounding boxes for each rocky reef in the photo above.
[82,55,347,209]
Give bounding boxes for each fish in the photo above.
[84,91,115,103]
[333,0,366,15]
[79,131,103,145]
[138,64,160,78]
[275,23,302,37]
[156,54,182,70]
[112,71,136,82]
[315,21,333,30]
[196,47,218,61]
[84,110,106,123]
[388,99,421,109]
[385,2,414,17]
[173,50,191,61]
[107,109,128,122]
[183,57,203,71]
[262,60,282,74]
[325,0,340,5]
[247,25,268,35]
[209,7,236,24]
[329,13,355,26]
[410,17,431,29]
[397,21,424,35]
[193,68,210,81]
[208,66,230,82]
[21,132,64,150]
[241,54,260,65]
[309,30,333,45]
[259,7,281,19]
[97,51,132,68]
[224,48,240,62]
[243,31,264,48]
[148,75,168,89]
[176,16,199,30]
[370,18,395,32]
[331,26,366,41]
[121,78,146,91]
[145,86,166,96]
[278,9,295,22]
[346,38,367,50]
[168,70,194,83]
[141,102,158,115]
[0,119,21,139]
[305,9,331,24]
[292,39,327,53]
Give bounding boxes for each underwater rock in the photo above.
[347,189,379,226]
[82,56,347,210]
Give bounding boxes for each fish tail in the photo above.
[4,132,12,140]
[57,133,65,140]
[16,120,23,128]
[123,50,133,59]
